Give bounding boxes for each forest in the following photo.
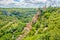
[0,7,60,40]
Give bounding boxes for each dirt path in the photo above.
[16,10,40,40]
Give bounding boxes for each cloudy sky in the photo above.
[0,0,60,8]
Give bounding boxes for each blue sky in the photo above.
[0,0,60,8]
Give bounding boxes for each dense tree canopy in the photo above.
[0,8,60,40]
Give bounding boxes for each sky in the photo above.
[0,0,60,8]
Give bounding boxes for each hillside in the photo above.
[23,7,60,40]
[0,7,60,40]
[0,8,37,40]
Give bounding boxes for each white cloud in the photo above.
[0,0,60,8]
[31,0,47,3]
